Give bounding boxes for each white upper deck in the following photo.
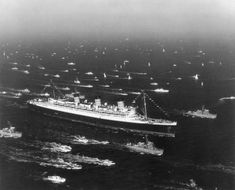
[28,98,177,126]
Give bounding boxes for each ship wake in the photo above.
[0,139,115,170]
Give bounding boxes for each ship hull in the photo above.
[28,104,176,137]
[124,145,164,156]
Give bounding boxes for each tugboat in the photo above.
[27,81,177,137]
[0,121,22,138]
[183,105,217,119]
[43,176,66,184]
[125,135,164,156]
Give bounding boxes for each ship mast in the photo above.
[143,91,148,119]
[49,80,64,99]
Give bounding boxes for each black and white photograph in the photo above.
[0,0,234,189]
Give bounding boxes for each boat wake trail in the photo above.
[35,128,111,146]
[42,142,72,153]
[0,139,115,170]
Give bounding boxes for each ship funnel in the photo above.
[117,101,124,110]
[95,98,101,107]
[74,93,80,107]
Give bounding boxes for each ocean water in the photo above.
[0,38,234,190]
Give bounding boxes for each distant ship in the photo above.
[153,88,169,93]
[42,142,72,153]
[219,96,235,101]
[27,81,177,137]
[0,122,22,138]
[183,106,217,119]
[125,136,164,156]
[43,176,66,184]
[0,91,22,99]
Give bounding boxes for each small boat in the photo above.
[0,122,22,138]
[77,84,93,88]
[219,96,235,101]
[72,135,109,145]
[85,71,93,75]
[123,60,129,64]
[73,136,89,144]
[125,136,163,156]
[198,50,203,54]
[184,61,192,65]
[128,91,141,95]
[54,74,60,78]
[0,91,22,99]
[78,155,115,166]
[23,70,30,74]
[183,106,217,119]
[74,78,80,84]
[40,158,82,170]
[43,176,66,184]
[67,62,75,66]
[0,91,7,95]
[59,87,70,91]
[192,74,199,80]
[94,76,99,81]
[153,88,169,93]
[150,82,158,86]
[42,142,72,153]
[38,66,45,70]
[19,88,30,93]
[99,84,110,88]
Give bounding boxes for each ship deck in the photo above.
[28,99,177,126]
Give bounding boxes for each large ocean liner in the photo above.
[27,81,177,137]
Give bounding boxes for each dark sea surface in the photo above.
[0,38,234,190]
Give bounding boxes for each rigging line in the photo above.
[49,80,65,98]
[40,86,48,94]
[145,93,169,117]
[133,92,142,103]
[149,98,168,117]
[140,108,145,115]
